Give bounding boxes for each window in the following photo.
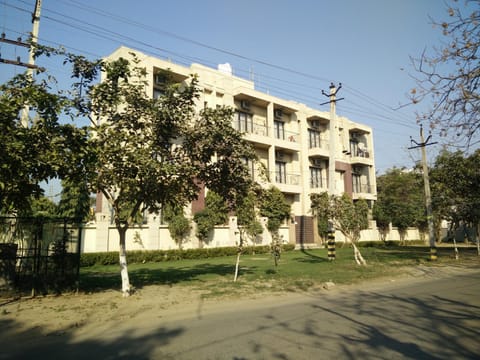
[308,129,321,148]
[241,157,255,179]
[236,111,253,133]
[310,167,322,188]
[275,161,286,184]
[274,120,285,140]
[353,173,362,193]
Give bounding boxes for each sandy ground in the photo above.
[1,284,207,337]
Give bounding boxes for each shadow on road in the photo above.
[0,316,184,359]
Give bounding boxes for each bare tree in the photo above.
[411,0,480,147]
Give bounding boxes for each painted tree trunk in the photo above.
[352,243,367,265]
[118,228,131,296]
[453,237,459,260]
[477,224,480,256]
[234,252,241,282]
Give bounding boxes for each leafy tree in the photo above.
[233,188,263,281]
[0,74,88,215]
[411,0,480,146]
[28,196,58,217]
[373,168,426,243]
[74,54,256,296]
[430,149,480,254]
[193,191,229,245]
[258,186,291,267]
[372,202,391,242]
[259,187,291,235]
[57,178,91,221]
[311,193,369,265]
[163,203,191,249]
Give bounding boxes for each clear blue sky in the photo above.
[0,0,471,176]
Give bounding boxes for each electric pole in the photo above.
[21,0,42,127]
[409,125,437,260]
[321,82,344,196]
[320,82,344,253]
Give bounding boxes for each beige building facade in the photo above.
[97,46,377,247]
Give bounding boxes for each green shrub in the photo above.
[80,243,295,267]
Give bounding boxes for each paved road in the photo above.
[3,268,480,359]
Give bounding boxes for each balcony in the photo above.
[309,177,328,191]
[273,128,301,152]
[352,183,376,200]
[350,147,373,165]
[270,171,301,194]
[308,141,329,158]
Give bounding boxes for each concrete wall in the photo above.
[81,216,291,253]
[81,216,423,253]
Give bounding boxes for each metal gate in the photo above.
[0,217,82,296]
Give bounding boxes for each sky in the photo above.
[0,0,475,181]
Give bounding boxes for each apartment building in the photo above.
[100,46,377,246]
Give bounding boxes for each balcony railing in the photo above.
[353,183,374,194]
[351,148,371,158]
[233,121,299,143]
[274,129,299,142]
[271,172,301,186]
[309,140,329,150]
[310,177,328,189]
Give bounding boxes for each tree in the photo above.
[193,191,229,245]
[372,202,391,242]
[373,168,426,243]
[79,54,256,296]
[57,178,91,221]
[258,186,291,267]
[259,187,291,235]
[163,203,191,249]
[0,74,88,215]
[430,149,480,254]
[311,192,369,265]
[29,196,58,217]
[411,0,480,146]
[233,188,263,281]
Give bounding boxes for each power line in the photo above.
[3,0,418,137]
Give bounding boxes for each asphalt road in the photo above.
[3,268,480,359]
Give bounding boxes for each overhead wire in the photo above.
[4,0,418,138]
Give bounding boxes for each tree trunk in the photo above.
[233,252,241,282]
[476,223,479,256]
[118,227,131,297]
[352,243,367,266]
[451,223,459,260]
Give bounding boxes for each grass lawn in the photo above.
[80,245,480,299]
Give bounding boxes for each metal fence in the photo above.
[0,217,82,296]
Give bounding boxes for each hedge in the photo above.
[80,244,296,267]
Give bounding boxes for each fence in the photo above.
[0,217,82,296]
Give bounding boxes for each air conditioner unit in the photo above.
[351,132,359,139]
[311,120,320,128]
[313,159,323,166]
[274,109,283,119]
[240,100,250,110]
[275,151,284,160]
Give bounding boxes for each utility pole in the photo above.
[409,125,437,260]
[321,82,344,195]
[20,0,42,127]
[320,82,344,255]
